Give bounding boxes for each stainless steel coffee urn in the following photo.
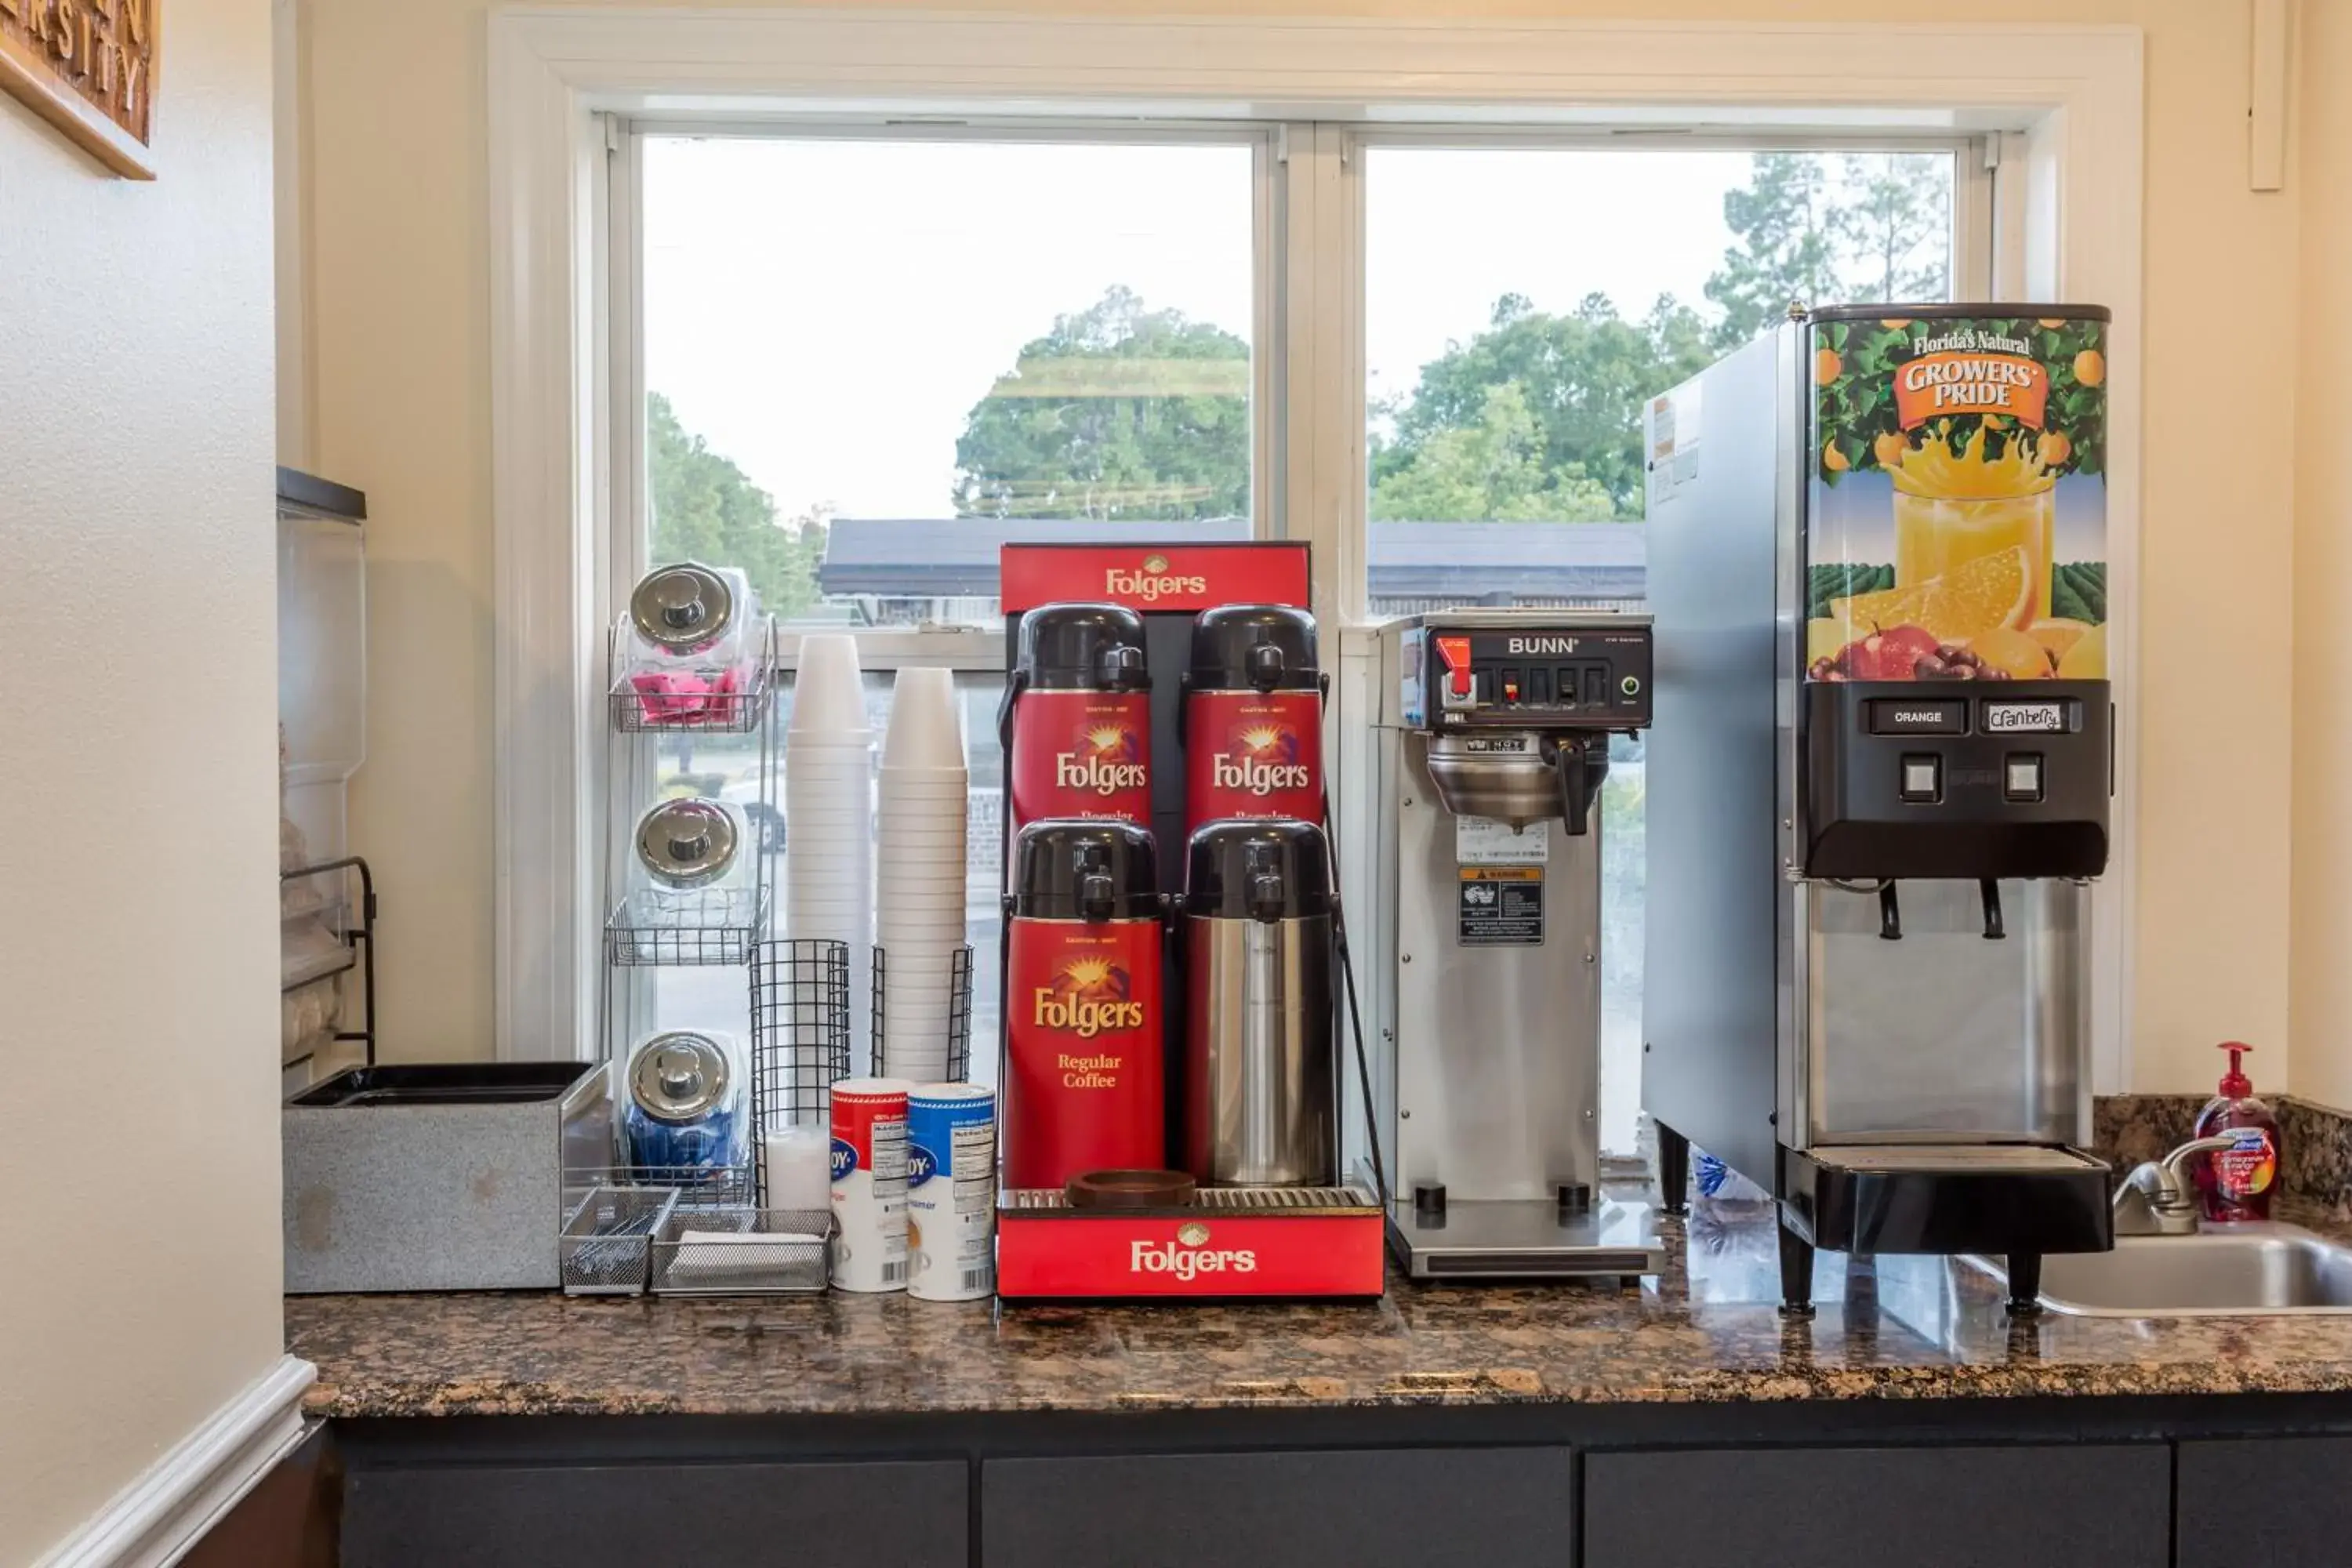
[1181,819,1336,1187]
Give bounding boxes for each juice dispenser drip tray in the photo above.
[1783,1142,2113,1258]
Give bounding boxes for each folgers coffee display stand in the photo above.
[993,543,1385,1301]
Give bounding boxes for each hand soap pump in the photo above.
[2192,1041,2281,1223]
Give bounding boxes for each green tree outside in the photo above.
[647,392,827,619]
[953,285,1250,521]
[1370,292,1715,521]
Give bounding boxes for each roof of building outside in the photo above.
[818,517,1646,597]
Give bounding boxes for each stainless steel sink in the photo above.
[1969,1223,2352,1316]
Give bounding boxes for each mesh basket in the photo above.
[752,938,851,1129]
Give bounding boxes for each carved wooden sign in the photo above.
[0,0,158,178]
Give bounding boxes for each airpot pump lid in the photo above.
[1187,604,1319,691]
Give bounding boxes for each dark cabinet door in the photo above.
[2180,1436,2352,1567]
[982,1446,1574,1568]
[343,1458,966,1568]
[1584,1443,2169,1568]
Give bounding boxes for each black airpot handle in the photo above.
[995,668,1029,750]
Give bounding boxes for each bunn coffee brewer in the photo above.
[1642,303,2117,1316]
[1361,610,1662,1279]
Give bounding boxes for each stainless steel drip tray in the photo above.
[1389,1197,1666,1280]
[1806,1143,2107,1174]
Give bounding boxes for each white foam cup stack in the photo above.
[875,667,971,1082]
[786,634,875,1064]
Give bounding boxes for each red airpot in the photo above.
[1181,605,1323,836]
[1000,819,1167,1191]
[1002,602,1152,837]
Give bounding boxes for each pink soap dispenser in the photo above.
[2191,1041,2281,1223]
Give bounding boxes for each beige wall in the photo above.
[0,0,285,1558]
[303,0,2305,1091]
[2292,0,2352,1109]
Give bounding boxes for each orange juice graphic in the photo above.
[1890,430,2057,621]
[1808,310,2109,685]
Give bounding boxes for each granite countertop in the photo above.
[287,1191,2352,1420]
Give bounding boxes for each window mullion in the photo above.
[1282,122,1364,631]
[1955,132,1998,301]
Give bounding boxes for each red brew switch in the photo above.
[1436,635,1473,698]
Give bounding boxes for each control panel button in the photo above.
[1526,668,1550,705]
[2005,754,2045,801]
[1584,669,1606,706]
[1500,666,1522,704]
[1900,754,1941,803]
[1555,666,1581,706]
[1620,674,1642,697]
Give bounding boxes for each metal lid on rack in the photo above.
[1182,818,1334,922]
[635,798,740,887]
[1186,604,1318,692]
[627,1032,733,1123]
[1010,819,1160,921]
[630,561,738,653]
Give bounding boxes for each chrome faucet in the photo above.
[2112,1135,2238,1236]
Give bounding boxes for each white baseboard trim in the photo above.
[34,1355,318,1568]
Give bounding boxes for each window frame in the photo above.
[611,115,1289,678]
[492,9,2143,1093]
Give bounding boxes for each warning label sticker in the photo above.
[1457,866,1544,946]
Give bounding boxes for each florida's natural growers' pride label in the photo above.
[1806,313,2108,684]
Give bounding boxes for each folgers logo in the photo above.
[1210,724,1312,796]
[1032,957,1147,1040]
[1105,553,1207,603]
[1131,1221,1259,1279]
[1054,721,1149,796]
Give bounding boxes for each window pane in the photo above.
[642,136,1258,629]
[1365,147,1955,615]
[648,672,1007,1082]
[1364,147,1956,1156]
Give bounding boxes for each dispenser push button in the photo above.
[1900,754,1941,803]
[2005,754,2045,801]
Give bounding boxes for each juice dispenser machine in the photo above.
[1642,304,2116,1315]
[1362,611,1664,1279]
